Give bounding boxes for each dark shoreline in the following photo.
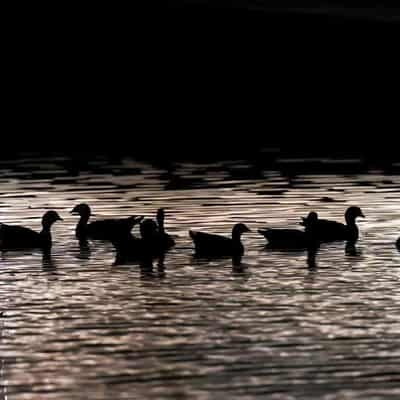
[1,148,399,175]
[3,3,398,153]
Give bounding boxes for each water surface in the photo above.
[1,156,400,399]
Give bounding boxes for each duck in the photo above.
[0,211,63,252]
[258,227,316,249]
[396,237,400,250]
[301,206,365,242]
[70,203,143,241]
[189,223,251,256]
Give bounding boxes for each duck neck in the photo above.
[232,231,242,244]
[41,221,53,233]
[345,216,359,240]
[78,214,89,228]
[232,230,245,256]
[157,216,165,234]
[345,215,357,229]
[40,223,53,247]
[76,214,89,238]
[345,215,357,227]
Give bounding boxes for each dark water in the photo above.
[1,156,400,399]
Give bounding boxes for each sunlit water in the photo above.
[0,155,400,399]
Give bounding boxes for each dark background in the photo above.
[3,2,399,159]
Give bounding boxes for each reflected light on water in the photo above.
[0,156,399,399]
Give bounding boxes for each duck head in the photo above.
[232,223,251,240]
[301,211,318,226]
[345,206,365,225]
[70,203,91,219]
[42,211,63,229]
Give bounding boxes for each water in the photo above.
[1,155,400,399]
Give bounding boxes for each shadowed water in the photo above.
[1,155,400,399]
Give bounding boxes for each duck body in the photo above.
[396,237,400,250]
[0,211,62,252]
[158,231,175,250]
[112,234,144,264]
[0,224,44,250]
[258,228,315,249]
[71,204,142,241]
[301,207,364,243]
[189,223,250,257]
[304,220,352,242]
[84,217,141,240]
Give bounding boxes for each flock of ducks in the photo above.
[0,204,399,264]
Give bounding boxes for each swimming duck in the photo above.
[301,206,365,242]
[70,203,143,241]
[258,228,316,249]
[0,211,63,251]
[189,223,251,256]
[396,237,400,250]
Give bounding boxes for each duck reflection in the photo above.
[76,239,92,260]
[191,252,247,274]
[231,259,251,277]
[263,241,320,271]
[139,254,167,279]
[307,246,319,270]
[42,251,57,270]
[232,254,243,268]
[345,241,361,257]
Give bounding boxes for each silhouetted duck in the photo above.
[0,211,62,252]
[301,206,365,242]
[189,223,251,256]
[258,228,316,249]
[70,203,142,241]
[396,237,400,250]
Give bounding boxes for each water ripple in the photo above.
[0,157,400,399]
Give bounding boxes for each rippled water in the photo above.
[1,155,400,399]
